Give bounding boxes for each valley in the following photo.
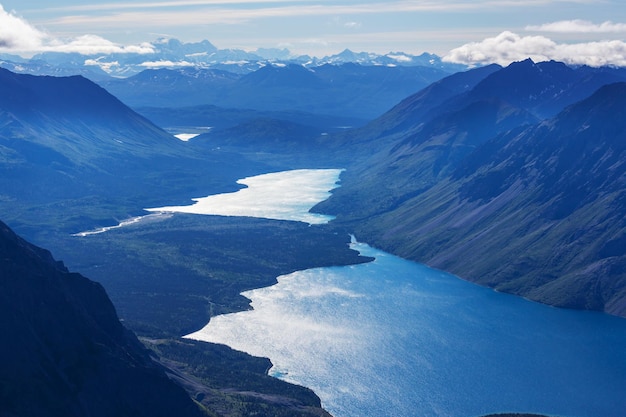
[2,54,626,417]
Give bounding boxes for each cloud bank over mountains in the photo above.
[2,3,626,68]
[0,5,154,56]
[444,30,626,67]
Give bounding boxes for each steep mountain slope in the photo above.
[320,98,537,221]
[332,82,626,317]
[321,60,626,224]
[315,63,531,218]
[365,63,503,139]
[0,67,186,162]
[0,220,205,417]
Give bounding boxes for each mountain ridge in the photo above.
[0,67,268,237]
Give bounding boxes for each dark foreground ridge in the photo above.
[0,220,204,417]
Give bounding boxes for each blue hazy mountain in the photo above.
[321,61,626,317]
[100,62,452,120]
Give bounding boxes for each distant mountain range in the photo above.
[103,62,453,120]
[0,38,470,121]
[0,37,467,80]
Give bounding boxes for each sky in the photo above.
[1,0,626,66]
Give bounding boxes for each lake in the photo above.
[74,168,342,236]
[145,169,343,224]
[187,238,626,417]
[175,172,626,417]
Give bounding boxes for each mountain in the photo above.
[451,59,626,119]
[324,63,503,149]
[196,117,324,149]
[313,63,507,216]
[100,62,452,120]
[0,57,111,81]
[101,67,240,109]
[319,60,626,221]
[0,68,264,237]
[1,38,468,120]
[325,78,626,317]
[315,49,465,71]
[434,82,626,314]
[0,220,205,417]
[0,67,181,160]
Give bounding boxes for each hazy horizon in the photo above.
[1,1,626,67]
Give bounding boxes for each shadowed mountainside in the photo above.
[0,220,205,417]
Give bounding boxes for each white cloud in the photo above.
[84,58,120,73]
[386,53,412,62]
[443,31,626,67]
[0,4,153,56]
[526,20,626,33]
[47,34,155,55]
[138,60,196,67]
[0,5,48,50]
[36,1,549,30]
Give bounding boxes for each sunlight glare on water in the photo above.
[145,168,343,224]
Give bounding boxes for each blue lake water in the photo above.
[187,239,626,417]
